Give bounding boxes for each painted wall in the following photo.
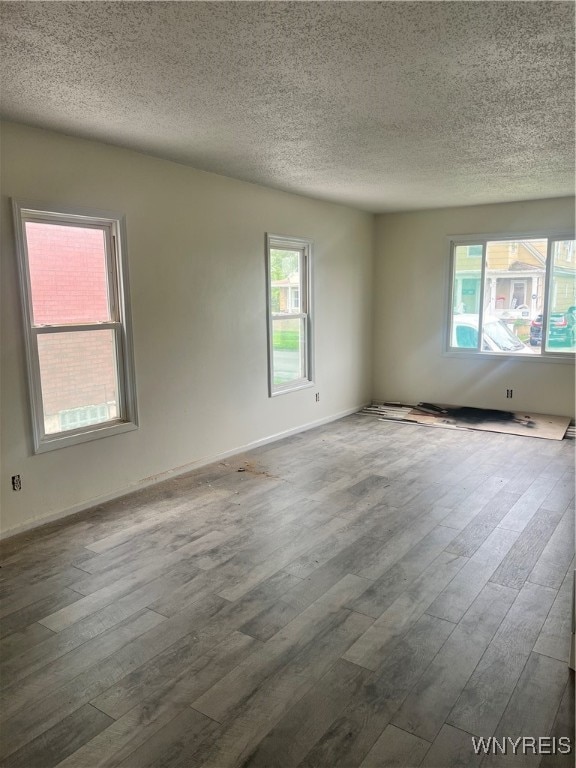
[374,199,575,416]
[0,122,374,536]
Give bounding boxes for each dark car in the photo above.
[530,308,576,347]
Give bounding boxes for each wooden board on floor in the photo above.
[407,406,570,441]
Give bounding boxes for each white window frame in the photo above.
[446,230,575,363]
[12,199,138,453]
[266,233,314,395]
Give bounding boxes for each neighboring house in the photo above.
[270,274,300,313]
[486,240,546,319]
[25,222,118,434]
[550,239,576,313]
[454,239,575,318]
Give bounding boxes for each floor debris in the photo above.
[360,401,572,441]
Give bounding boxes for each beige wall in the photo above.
[0,122,375,536]
[374,199,575,416]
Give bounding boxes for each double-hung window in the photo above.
[266,234,313,394]
[13,201,138,452]
[448,234,575,358]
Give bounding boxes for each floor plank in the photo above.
[240,659,366,768]
[0,622,55,662]
[496,476,562,533]
[0,566,89,618]
[392,581,517,742]
[0,588,81,639]
[195,610,374,768]
[192,574,371,723]
[359,724,430,768]
[532,560,575,663]
[342,551,467,670]
[3,704,113,768]
[489,506,565,590]
[425,526,520,624]
[116,707,220,768]
[297,614,456,768]
[1,609,166,721]
[420,723,481,767]
[527,505,574,589]
[446,581,558,737]
[482,652,568,767]
[91,630,261,721]
[348,524,458,618]
[444,491,520,558]
[55,635,257,768]
[539,673,575,768]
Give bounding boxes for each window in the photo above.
[449,235,575,358]
[13,200,138,452]
[464,244,482,258]
[266,234,313,394]
[290,287,300,312]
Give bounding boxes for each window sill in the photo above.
[443,349,575,365]
[34,420,138,454]
[270,380,315,397]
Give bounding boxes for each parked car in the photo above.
[529,309,576,347]
[452,314,529,353]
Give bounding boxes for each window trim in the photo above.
[265,233,314,396]
[12,199,139,453]
[445,230,575,364]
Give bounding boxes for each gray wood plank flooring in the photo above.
[0,415,573,767]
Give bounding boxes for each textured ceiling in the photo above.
[1,1,574,212]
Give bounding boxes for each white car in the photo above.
[495,304,530,321]
[452,313,529,353]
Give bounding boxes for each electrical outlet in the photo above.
[506,388,513,399]
[12,474,21,491]
[315,392,320,402]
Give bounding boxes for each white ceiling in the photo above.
[1,1,574,212]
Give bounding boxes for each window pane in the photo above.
[482,239,546,353]
[545,240,576,352]
[37,330,119,434]
[270,248,301,314]
[450,244,482,348]
[26,222,110,325]
[272,317,305,386]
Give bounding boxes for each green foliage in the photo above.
[270,287,281,312]
[270,250,298,281]
[513,319,530,342]
[273,329,300,350]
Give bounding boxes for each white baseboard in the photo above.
[0,404,367,541]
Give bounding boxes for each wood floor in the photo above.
[0,415,574,768]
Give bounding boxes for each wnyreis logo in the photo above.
[472,736,572,756]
